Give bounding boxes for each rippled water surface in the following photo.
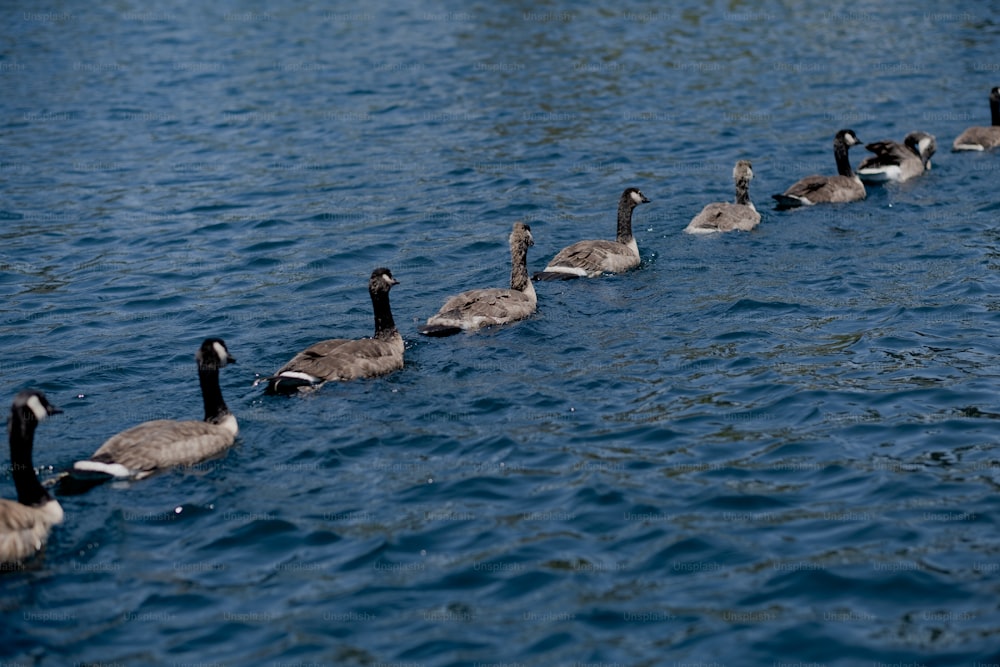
[3,1,1000,665]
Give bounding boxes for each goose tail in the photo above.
[532,271,583,282]
[771,193,805,210]
[53,467,116,496]
[257,372,322,395]
[418,324,464,337]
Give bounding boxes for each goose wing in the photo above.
[858,140,911,170]
[436,288,534,324]
[547,240,637,275]
[277,337,403,382]
[953,126,1000,150]
[686,203,760,233]
[0,498,61,563]
[88,419,236,476]
[780,175,833,199]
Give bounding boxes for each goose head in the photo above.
[733,160,754,182]
[621,187,651,208]
[370,267,399,294]
[835,129,862,148]
[904,131,936,168]
[197,338,236,371]
[511,221,534,247]
[11,390,61,426]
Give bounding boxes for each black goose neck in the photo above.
[371,288,397,340]
[990,90,1000,126]
[8,410,50,507]
[616,196,637,244]
[198,364,230,423]
[510,236,531,292]
[833,139,854,177]
[734,176,752,206]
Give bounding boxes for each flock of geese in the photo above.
[3,87,999,568]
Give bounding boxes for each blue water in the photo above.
[3,1,1000,665]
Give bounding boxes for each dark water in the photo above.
[3,1,1000,665]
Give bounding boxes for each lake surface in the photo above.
[3,1,1000,665]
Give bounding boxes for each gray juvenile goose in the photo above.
[953,87,1000,151]
[1,390,62,566]
[533,187,650,280]
[73,339,237,479]
[772,129,865,208]
[420,222,536,336]
[264,268,403,393]
[858,131,936,184]
[685,160,761,233]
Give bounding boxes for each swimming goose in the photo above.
[263,268,403,393]
[73,339,237,479]
[685,160,761,233]
[2,390,63,566]
[420,222,536,336]
[858,131,936,183]
[772,129,865,208]
[533,187,650,280]
[953,87,1000,151]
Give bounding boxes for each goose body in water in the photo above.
[685,160,761,233]
[953,87,1000,151]
[73,339,237,480]
[1,390,62,566]
[264,268,403,393]
[858,131,936,183]
[533,187,650,280]
[772,129,865,208]
[420,222,536,336]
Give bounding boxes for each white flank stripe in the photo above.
[73,460,132,478]
[277,371,321,384]
[543,266,588,276]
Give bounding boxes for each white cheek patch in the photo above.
[382,274,396,286]
[919,138,933,154]
[26,395,48,421]
[212,342,229,364]
[630,191,644,204]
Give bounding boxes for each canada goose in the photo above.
[685,160,761,233]
[953,87,1000,151]
[2,390,63,566]
[73,339,237,480]
[263,268,403,393]
[772,129,865,208]
[533,187,650,280]
[420,222,537,336]
[857,131,936,183]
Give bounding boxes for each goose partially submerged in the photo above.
[772,129,865,208]
[953,87,1000,151]
[263,268,404,393]
[73,339,237,480]
[2,390,63,566]
[420,222,537,336]
[533,187,650,280]
[685,160,761,233]
[858,131,936,183]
